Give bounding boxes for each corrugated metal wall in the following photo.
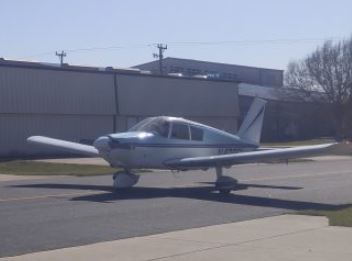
[0,66,116,157]
[0,63,239,157]
[116,74,238,117]
[0,67,115,114]
[0,114,113,156]
[115,74,239,134]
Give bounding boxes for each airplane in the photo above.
[27,98,343,194]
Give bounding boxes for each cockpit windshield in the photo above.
[129,117,170,137]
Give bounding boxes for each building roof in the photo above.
[134,57,283,72]
[0,58,237,83]
[239,83,326,102]
[0,57,141,75]
[133,57,284,87]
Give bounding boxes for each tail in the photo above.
[237,97,267,145]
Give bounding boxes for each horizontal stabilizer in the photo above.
[27,136,99,157]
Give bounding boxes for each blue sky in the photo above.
[1,0,352,70]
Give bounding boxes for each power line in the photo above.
[20,36,345,60]
[167,37,344,47]
[22,44,151,60]
[64,43,150,53]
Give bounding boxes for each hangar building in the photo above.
[134,57,331,141]
[133,57,283,87]
[0,59,239,157]
[238,83,333,141]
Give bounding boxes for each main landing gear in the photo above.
[112,170,139,189]
[215,167,237,195]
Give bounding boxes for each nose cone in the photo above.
[93,136,111,153]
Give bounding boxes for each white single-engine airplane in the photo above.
[28,98,342,194]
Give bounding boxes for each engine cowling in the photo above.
[113,171,139,188]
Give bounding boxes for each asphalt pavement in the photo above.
[1,159,352,258]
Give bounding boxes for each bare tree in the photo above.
[285,37,352,138]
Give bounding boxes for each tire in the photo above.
[219,189,231,195]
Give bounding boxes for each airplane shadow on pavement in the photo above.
[11,182,350,212]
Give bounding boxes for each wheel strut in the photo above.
[215,166,237,195]
[216,166,223,179]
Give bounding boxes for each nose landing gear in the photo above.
[112,170,139,189]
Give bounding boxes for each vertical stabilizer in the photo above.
[237,98,267,145]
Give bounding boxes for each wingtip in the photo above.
[26,136,35,142]
[27,136,43,142]
[328,141,352,154]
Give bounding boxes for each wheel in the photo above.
[112,187,130,193]
[219,188,231,195]
[215,175,237,195]
[112,171,139,189]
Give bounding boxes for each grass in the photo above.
[0,160,116,177]
[299,205,352,227]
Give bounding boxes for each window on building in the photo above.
[221,72,233,80]
[190,126,204,141]
[192,69,201,75]
[169,66,179,73]
[176,66,184,73]
[171,123,190,140]
[186,68,194,75]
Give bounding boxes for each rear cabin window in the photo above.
[190,126,204,141]
[171,123,190,140]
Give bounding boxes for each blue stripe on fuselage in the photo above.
[110,141,257,149]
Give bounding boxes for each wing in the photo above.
[165,142,343,169]
[27,136,99,157]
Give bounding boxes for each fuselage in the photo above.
[93,116,258,170]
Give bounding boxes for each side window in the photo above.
[190,126,204,141]
[171,123,190,140]
[156,122,170,138]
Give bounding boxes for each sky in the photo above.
[1,0,352,70]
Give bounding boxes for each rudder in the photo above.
[237,98,267,145]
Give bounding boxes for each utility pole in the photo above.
[153,43,167,74]
[55,50,67,65]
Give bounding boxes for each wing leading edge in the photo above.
[165,143,344,169]
[27,136,99,157]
